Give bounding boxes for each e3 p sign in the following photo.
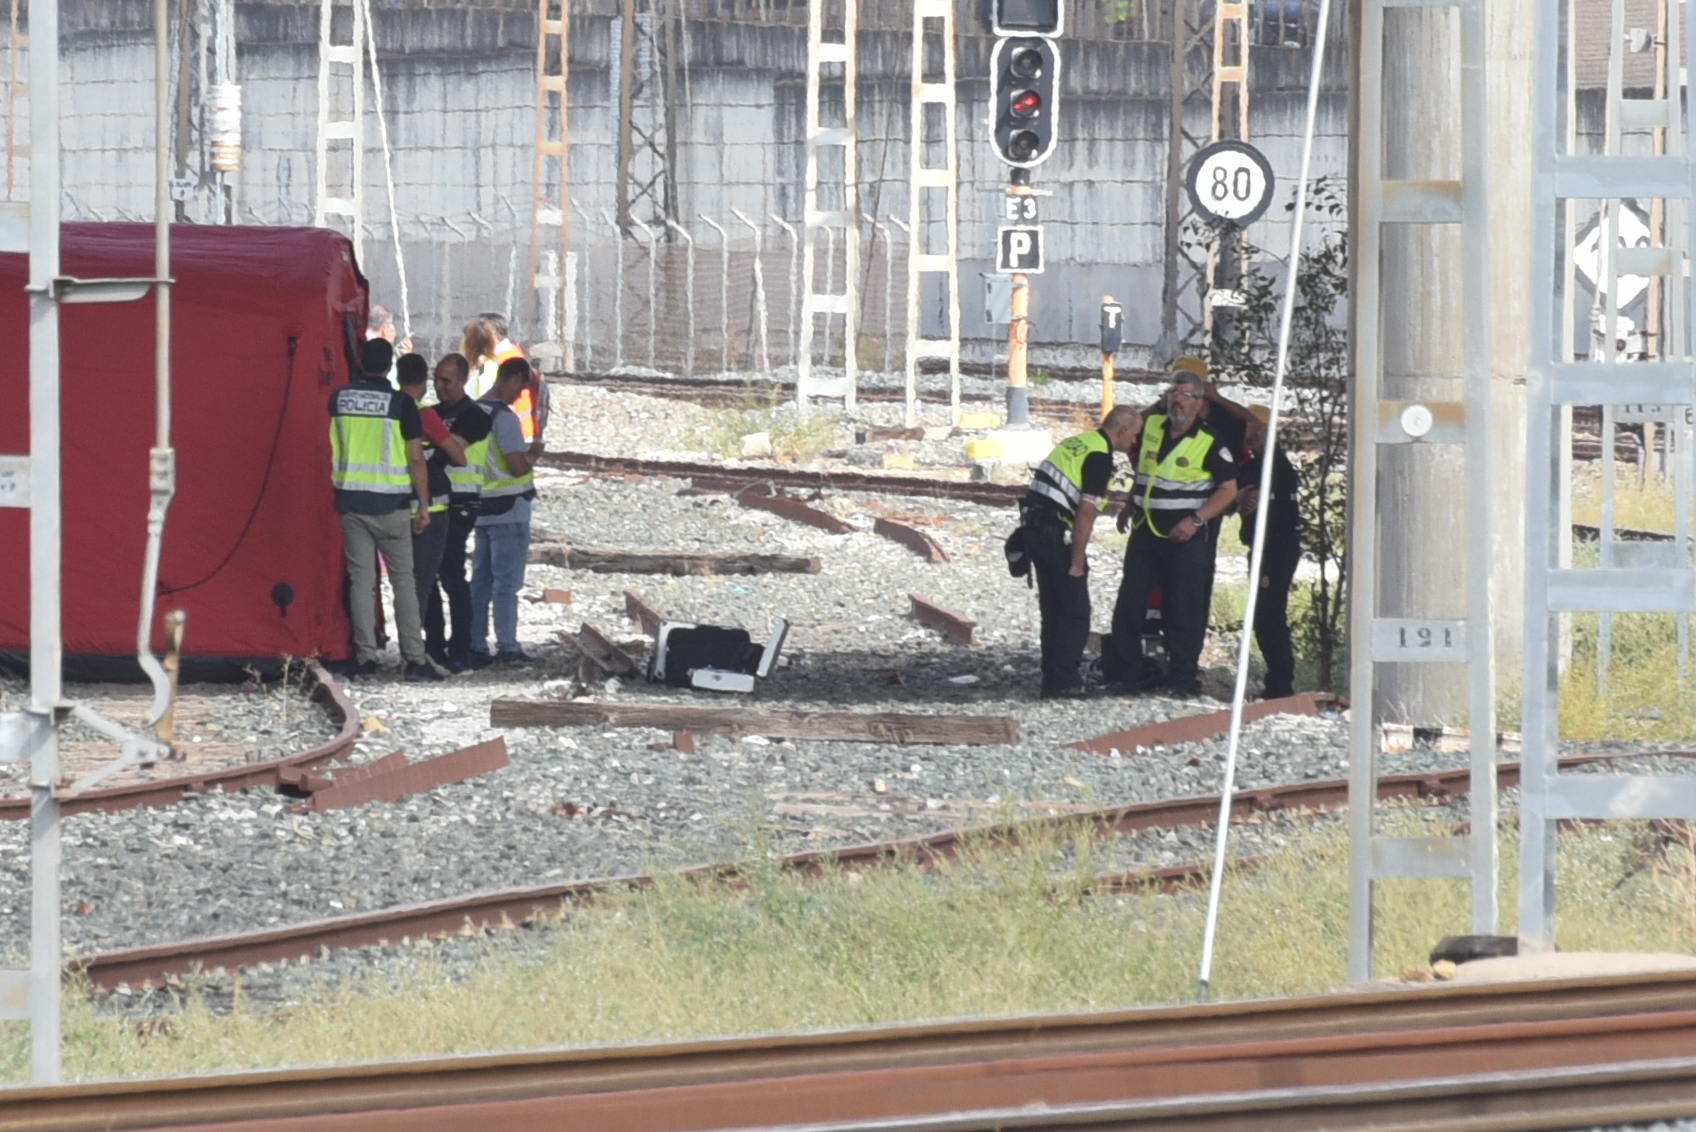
[996,226,1044,274]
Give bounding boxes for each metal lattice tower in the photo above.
[530,0,572,372]
[1520,0,1696,948]
[616,0,680,234]
[1203,0,1248,340]
[796,0,858,411]
[1346,0,1496,980]
[1161,0,1249,352]
[903,0,959,427]
[314,0,365,265]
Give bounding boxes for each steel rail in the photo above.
[0,660,357,821]
[70,751,1658,990]
[698,1054,1696,1132]
[13,981,1696,1130]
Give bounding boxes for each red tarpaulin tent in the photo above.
[0,224,367,671]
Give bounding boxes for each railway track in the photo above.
[0,661,356,821]
[11,972,1696,1130]
[70,750,1651,991]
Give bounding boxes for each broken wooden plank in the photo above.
[491,701,1018,745]
[909,594,976,646]
[624,589,667,637]
[568,622,640,677]
[857,425,926,443]
[299,739,510,813]
[529,545,820,576]
[1065,693,1323,755]
[874,518,948,563]
[738,490,855,534]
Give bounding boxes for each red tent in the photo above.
[0,224,367,670]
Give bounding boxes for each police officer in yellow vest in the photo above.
[468,356,538,666]
[1104,366,1239,697]
[1020,406,1143,698]
[328,338,441,680]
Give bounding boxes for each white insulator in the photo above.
[209,82,242,173]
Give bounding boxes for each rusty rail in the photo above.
[0,660,357,820]
[15,976,1696,1130]
[69,752,1650,990]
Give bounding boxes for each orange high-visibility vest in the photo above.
[513,386,536,443]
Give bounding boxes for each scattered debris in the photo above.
[910,593,977,646]
[1065,693,1326,755]
[624,589,667,637]
[287,739,510,813]
[874,518,948,563]
[737,490,856,534]
[491,700,1019,745]
[567,623,640,678]
[529,545,822,576]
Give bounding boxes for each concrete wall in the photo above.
[30,0,1349,372]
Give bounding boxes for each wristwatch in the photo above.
[1191,510,1206,527]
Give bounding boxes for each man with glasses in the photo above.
[1102,363,1239,697]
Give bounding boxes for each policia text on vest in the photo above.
[1017,407,1142,699]
[1105,391,1239,697]
[329,337,438,679]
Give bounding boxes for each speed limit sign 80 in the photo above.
[1185,140,1276,226]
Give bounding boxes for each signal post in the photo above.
[987,0,1059,462]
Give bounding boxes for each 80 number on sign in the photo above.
[1185,140,1276,226]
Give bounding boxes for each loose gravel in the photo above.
[0,387,1683,1022]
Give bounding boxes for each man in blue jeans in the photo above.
[469,357,537,666]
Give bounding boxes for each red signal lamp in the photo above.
[1011,90,1041,118]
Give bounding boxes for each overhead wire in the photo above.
[1195,0,1334,1003]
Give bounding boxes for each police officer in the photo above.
[1237,405,1301,699]
[468,356,539,666]
[1104,368,1239,697]
[424,352,495,672]
[1021,405,1143,699]
[328,338,441,680]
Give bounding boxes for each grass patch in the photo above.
[692,392,842,460]
[7,811,1694,1082]
[1569,462,1678,531]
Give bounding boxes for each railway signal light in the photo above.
[993,0,1062,37]
[989,37,1060,169]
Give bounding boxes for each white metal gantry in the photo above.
[314,0,365,264]
[529,0,572,372]
[1346,0,1497,981]
[902,0,959,428]
[1521,0,1696,948]
[1590,0,1691,682]
[796,0,858,412]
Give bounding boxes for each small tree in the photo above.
[1183,177,1350,691]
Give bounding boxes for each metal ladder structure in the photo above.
[1591,0,1690,681]
[1203,0,1248,340]
[796,0,858,411]
[314,0,365,265]
[529,0,572,372]
[1160,0,1251,351]
[1346,0,1496,981]
[902,0,958,427]
[615,0,680,235]
[1521,0,1696,947]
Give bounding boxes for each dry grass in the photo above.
[3,809,1691,1083]
[1569,462,1679,532]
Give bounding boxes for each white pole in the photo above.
[135,0,176,726]
[1196,0,1332,1004]
[26,0,62,1084]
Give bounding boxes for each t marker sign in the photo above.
[997,226,1044,274]
[1185,140,1276,226]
